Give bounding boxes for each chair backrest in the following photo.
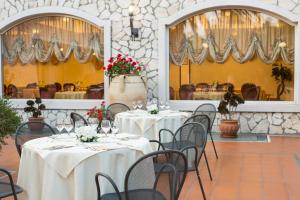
[179,84,195,100]
[15,121,56,156]
[172,122,208,169]
[40,87,55,99]
[106,103,130,121]
[241,83,260,100]
[169,86,175,100]
[86,87,104,99]
[63,83,76,91]
[26,82,37,88]
[125,150,187,200]
[7,84,18,98]
[192,103,216,130]
[70,112,88,128]
[196,83,209,91]
[184,114,210,133]
[54,82,62,92]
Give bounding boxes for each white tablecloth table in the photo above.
[17,134,153,200]
[54,91,86,99]
[114,110,191,141]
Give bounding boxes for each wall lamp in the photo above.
[129,4,139,41]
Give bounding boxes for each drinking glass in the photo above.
[101,120,111,136]
[159,101,165,110]
[55,119,65,134]
[111,122,119,135]
[132,101,138,110]
[137,100,143,109]
[75,121,84,133]
[64,119,73,135]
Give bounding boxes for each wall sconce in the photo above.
[129,4,139,41]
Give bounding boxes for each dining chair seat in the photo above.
[0,182,23,198]
[101,189,166,200]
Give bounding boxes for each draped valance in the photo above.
[3,16,104,65]
[169,9,295,66]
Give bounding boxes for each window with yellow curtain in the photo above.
[3,16,104,100]
[169,9,294,101]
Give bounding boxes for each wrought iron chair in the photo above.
[184,114,213,181]
[15,121,57,156]
[153,122,208,200]
[70,112,88,128]
[95,150,187,200]
[193,103,218,159]
[0,168,23,200]
[106,103,130,121]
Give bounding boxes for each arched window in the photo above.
[3,15,106,103]
[169,9,294,102]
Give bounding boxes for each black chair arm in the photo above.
[95,172,122,200]
[0,168,18,200]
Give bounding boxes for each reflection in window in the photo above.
[3,16,104,99]
[169,9,294,101]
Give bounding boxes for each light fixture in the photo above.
[202,42,209,49]
[129,4,139,41]
[60,48,63,52]
[279,41,287,48]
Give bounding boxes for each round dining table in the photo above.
[114,110,191,141]
[17,133,153,200]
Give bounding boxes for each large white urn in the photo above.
[109,75,147,109]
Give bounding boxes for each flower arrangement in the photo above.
[147,104,159,115]
[104,54,143,79]
[87,101,106,121]
[75,126,98,143]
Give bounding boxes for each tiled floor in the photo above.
[1,136,300,200]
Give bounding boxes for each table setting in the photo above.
[114,100,191,141]
[17,122,153,200]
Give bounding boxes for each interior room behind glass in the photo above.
[3,16,104,100]
[169,9,294,101]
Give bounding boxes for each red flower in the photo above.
[136,66,141,71]
[128,58,132,62]
[113,62,118,66]
[108,57,114,63]
[132,62,137,66]
[107,64,112,70]
[117,53,122,58]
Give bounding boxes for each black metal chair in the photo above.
[184,115,213,181]
[193,103,218,159]
[0,168,23,200]
[95,150,187,200]
[153,122,208,200]
[15,121,57,156]
[106,103,130,121]
[70,112,88,129]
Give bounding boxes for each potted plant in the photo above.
[104,53,147,109]
[218,86,244,138]
[272,63,292,100]
[24,98,46,131]
[0,98,21,150]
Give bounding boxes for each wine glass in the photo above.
[132,101,138,110]
[159,101,165,110]
[55,119,65,135]
[75,120,84,133]
[137,100,143,109]
[101,120,111,136]
[111,122,119,135]
[64,119,73,135]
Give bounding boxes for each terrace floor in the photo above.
[1,136,300,200]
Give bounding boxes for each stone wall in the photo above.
[3,0,300,134]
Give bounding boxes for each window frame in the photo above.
[158,1,300,112]
[0,6,111,109]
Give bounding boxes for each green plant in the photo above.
[218,86,244,120]
[24,98,46,118]
[0,98,21,150]
[272,63,292,100]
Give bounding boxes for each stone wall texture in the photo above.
[2,0,300,134]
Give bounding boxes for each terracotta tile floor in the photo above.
[1,136,300,200]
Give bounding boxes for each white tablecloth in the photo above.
[54,91,86,99]
[17,134,153,200]
[114,110,190,141]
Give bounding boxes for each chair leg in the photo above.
[204,151,213,181]
[209,131,218,159]
[195,165,206,200]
